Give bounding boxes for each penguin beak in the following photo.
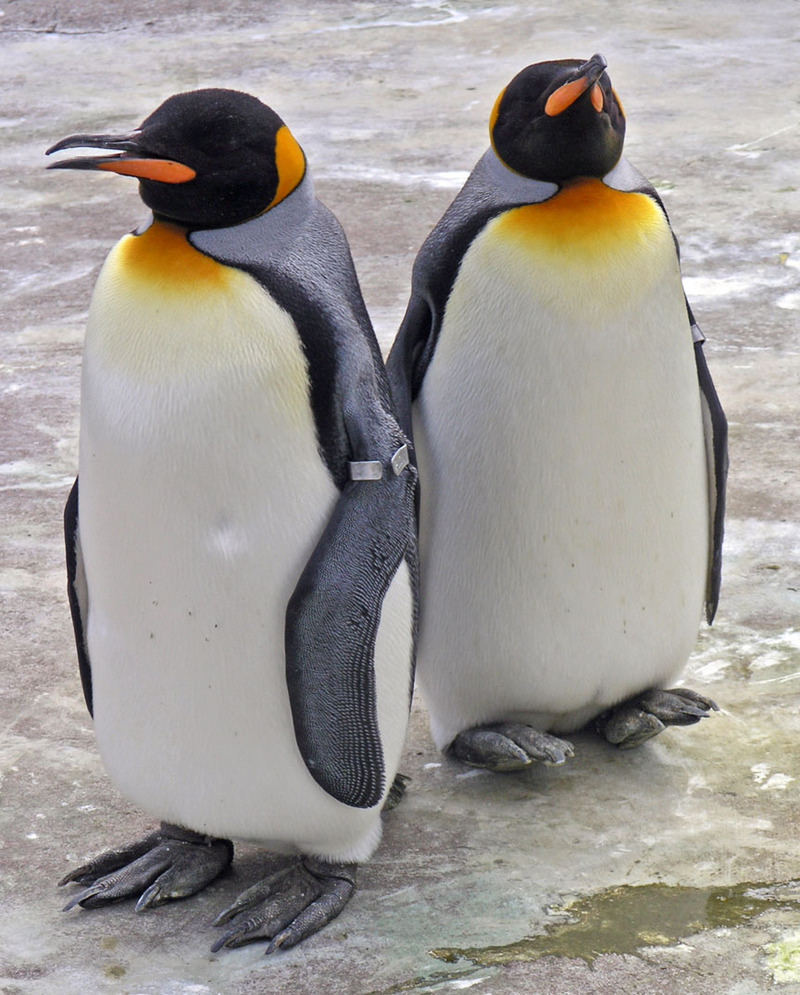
[544,53,608,117]
[46,132,196,184]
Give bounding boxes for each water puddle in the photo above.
[431,879,800,966]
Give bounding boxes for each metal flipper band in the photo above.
[349,444,410,481]
[691,322,706,344]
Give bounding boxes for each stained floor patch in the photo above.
[432,880,800,966]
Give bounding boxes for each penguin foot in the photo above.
[60,823,233,911]
[211,857,356,955]
[596,687,720,749]
[450,723,575,772]
[383,772,411,811]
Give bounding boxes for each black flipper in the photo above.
[285,460,417,809]
[386,148,558,447]
[386,294,435,448]
[64,477,93,715]
[690,320,728,624]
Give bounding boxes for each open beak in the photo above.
[544,53,608,117]
[46,131,196,184]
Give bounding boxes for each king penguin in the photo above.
[47,87,417,953]
[387,55,727,772]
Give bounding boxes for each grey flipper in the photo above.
[606,158,728,622]
[64,478,93,715]
[191,176,418,808]
[386,149,557,442]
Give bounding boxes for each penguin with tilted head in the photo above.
[48,88,417,953]
[387,54,726,772]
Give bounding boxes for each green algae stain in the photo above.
[766,929,800,984]
[432,879,800,967]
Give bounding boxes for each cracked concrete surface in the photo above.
[2,1,800,992]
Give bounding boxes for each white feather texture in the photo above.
[79,229,413,862]
[415,186,709,750]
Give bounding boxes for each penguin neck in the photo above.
[134,170,315,241]
[495,178,668,259]
[481,147,650,204]
[189,170,316,264]
[601,156,653,195]
[477,147,558,204]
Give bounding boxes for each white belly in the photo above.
[415,206,709,749]
[79,239,412,861]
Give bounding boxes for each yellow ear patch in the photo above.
[489,87,505,137]
[116,221,232,290]
[488,87,507,160]
[266,125,306,211]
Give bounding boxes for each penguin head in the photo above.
[490,54,626,182]
[46,88,306,229]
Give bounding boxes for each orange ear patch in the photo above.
[97,158,197,184]
[265,126,306,210]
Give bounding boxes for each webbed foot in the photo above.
[596,687,719,749]
[60,823,233,911]
[211,857,356,955]
[450,722,575,772]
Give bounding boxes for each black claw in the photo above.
[62,882,106,912]
[211,912,269,953]
[662,687,720,712]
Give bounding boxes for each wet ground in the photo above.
[2,1,800,992]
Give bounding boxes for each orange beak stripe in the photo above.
[590,83,604,112]
[544,77,590,117]
[97,158,197,184]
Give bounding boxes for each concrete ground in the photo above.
[2,1,800,992]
